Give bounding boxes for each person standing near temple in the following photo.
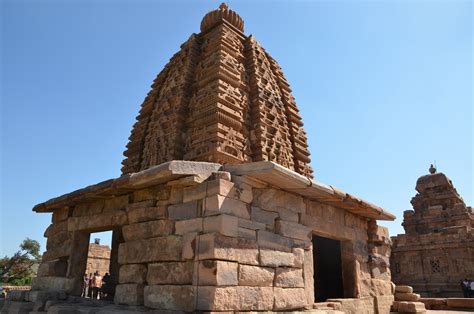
[81,274,88,298]
[90,271,102,299]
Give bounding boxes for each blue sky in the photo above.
[1,0,472,256]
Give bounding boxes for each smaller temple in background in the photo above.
[85,239,111,276]
[391,165,474,297]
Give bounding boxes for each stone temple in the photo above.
[391,165,474,297]
[4,4,399,313]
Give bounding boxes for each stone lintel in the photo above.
[224,161,395,221]
[33,160,394,221]
[33,161,222,212]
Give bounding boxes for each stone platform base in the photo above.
[1,299,345,314]
[420,298,474,311]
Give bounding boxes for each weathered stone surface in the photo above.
[274,287,308,310]
[206,179,253,204]
[183,182,207,202]
[37,259,68,277]
[119,264,147,284]
[375,295,395,314]
[118,236,182,264]
[133,186,171,202]
[198,233,258,265]
[238,218,265,230]
[397,301,426,313]
[31,277,79,294]
[127,206,166,224]
[303,247,314,306]
[6,290,28,301]
[175,217,203,235]
[275,267,304,287]
[395,285,413,293]
[147,262,194,285]
[168,201,200,220]
[253,188,305,214]
[197,286,273,311]
[203,214,238,237]
[0,301,34,313]
[250,206,278,225]
[204,195,250,219]
[446,298,474,308]
[52,208,69,223]
[144,285,195,311]
[238,227,256,240]
[371,279,393,296]
[182,232,197,260]
[103,195,129,212]
[122,220,173,241]
[238,265,274,286]
[395,292,420,302]
[198,260,238,286]
[44,221,67,238]
[68,211,128,231]
[114,284,144,306]
[127,199,155,209]
[257,230,293,252]
[293,248,304,268]
[41,242,71,262]
[259,249,296,267]
[73,201,104,217]
[275,219,312,241]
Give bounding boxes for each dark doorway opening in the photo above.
[70,228,123,300]
[313,235,344,302]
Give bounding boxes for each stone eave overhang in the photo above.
[33,160,395,221]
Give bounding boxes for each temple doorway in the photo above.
[68,228,124,300]
[313,235,344,302]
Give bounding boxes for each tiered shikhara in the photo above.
[122,3,313,177]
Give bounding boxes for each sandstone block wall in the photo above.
[34,170,393,312]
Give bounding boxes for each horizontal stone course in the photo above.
[122,220,173,241]
[175,217,203,235]
[197,233,258,265]
[147,261,194,285]
[275,219,311,241]
[144,285,195,311]
[168,200,200,220]
[127,206,166,224]
[238,265,274,286]
[259,249,298,267]
[204,195,250,219]
[68,211,128,232]
[198,260,238,286]
[197,286,273,311]
[274,287,307,310]
[203,214,238,237]
[275,268,304,288]
[114,283,144,306]
[119,264,147,284]
[118,236,182,264]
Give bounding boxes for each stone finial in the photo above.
[429,164,436,174]
[200,2,244,32]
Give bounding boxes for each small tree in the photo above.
[0,238,42,286]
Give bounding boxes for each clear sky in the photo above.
[1,0,472,256]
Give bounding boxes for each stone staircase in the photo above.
[391,285,427,313]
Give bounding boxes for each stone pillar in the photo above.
[66,231,90,295]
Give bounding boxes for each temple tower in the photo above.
[121,3,313,177]
[391,165,474,297]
